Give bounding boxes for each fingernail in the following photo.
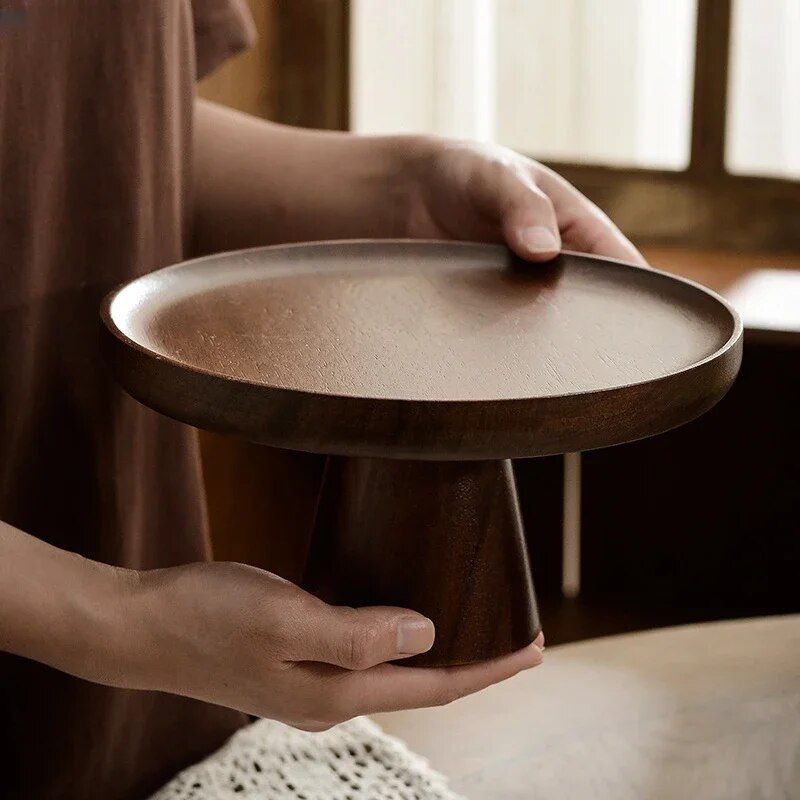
[397,616,435,655]
[521,226,559,254]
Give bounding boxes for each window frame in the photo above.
[268,0,350,131]
[278,0,799,251]
[547,0,800,251]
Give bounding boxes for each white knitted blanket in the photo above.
[149,716,464,800]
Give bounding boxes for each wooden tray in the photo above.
[101,241,742,666]
[102,240,742,461]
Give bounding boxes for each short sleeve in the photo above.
[192,0,257,79]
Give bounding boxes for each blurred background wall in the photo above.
[198,0,799,644]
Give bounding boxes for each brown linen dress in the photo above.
[0,2,255,797]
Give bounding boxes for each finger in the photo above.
[470,161,562,262]
[501,182,562,263]
[291,602,435,670]
[333,642,544,717]
[534,164,647,265]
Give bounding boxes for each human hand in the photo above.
[116,562,543,731]
[399,137,646,265]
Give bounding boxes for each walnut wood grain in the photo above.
[304,457,539,667]
[101,240,742,667]
[101,241,742,461]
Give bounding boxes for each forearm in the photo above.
[0,525,542,724]
[192,99,422,254]
[0,521,135,683]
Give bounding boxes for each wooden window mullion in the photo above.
[689,0,732,179]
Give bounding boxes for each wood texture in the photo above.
[642,246,800,296]
[304,457,539,667]
[689,0,732,178]
[519,245,800,649]
[376,616,800,799]
[547,162,800,251]
[101,241,742,461]
[101,240,742,667]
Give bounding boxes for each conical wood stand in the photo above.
[304,457,540,666]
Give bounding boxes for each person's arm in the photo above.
[0,521,543,730]
[193,99,645,265]
[0,520,133,685]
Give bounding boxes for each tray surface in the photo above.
[102,241,742,458]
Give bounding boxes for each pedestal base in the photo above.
[303,457,540,666]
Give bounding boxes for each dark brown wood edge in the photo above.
[689,0,731,178]
[542,164,800,252]
[304,457,540,666]
[100,242,743,461]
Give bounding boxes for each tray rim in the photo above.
[100,240,743,459]
[101,239,743,406]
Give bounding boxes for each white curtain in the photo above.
[351,0,696,170]
[352,0,800,179]
[727,0,800,179]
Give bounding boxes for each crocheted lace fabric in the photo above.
[149,717,464,800]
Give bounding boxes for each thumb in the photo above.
[295,603,435,670]
[501,184,562,263]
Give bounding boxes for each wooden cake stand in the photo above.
[101,241,742,666]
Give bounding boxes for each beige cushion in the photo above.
[375,616,800,799]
